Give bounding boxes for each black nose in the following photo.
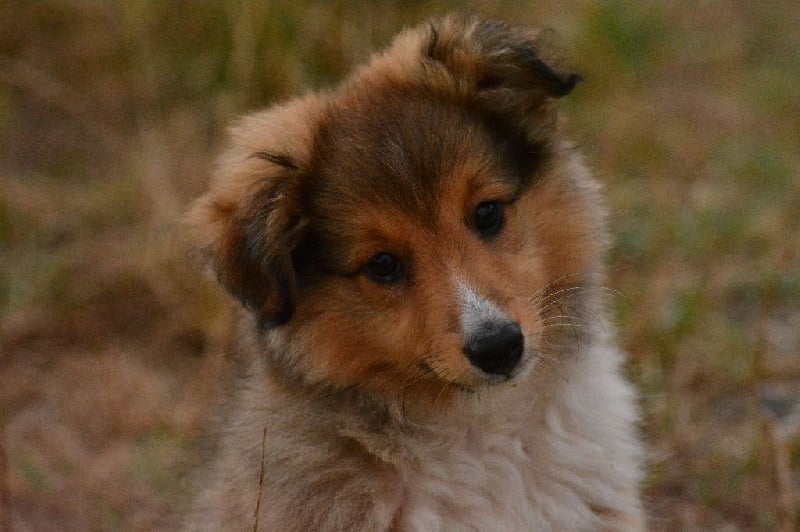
[464,321,524,376]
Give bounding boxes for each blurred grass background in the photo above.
[0,1,798,530]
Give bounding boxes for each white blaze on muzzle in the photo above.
[456,278,524,377]
[457,280,510,338]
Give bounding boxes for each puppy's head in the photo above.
[189,14,603,404]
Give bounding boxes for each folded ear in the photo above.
[186,100,319,328]
[425,14,581,103]
[187,165,305,328]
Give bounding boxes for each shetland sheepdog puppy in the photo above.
[185,13,644,531]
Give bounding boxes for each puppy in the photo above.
[185,13,644,531]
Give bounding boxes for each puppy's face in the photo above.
[189,15,602,404]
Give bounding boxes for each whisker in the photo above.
[529,281,586,306]
[542,314,590,323]
[432,378,455,410]
[535,286,621,311]
[541,322,590,329]
[528,272,586,300]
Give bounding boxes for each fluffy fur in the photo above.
[185,14,645,531]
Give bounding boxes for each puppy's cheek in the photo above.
[288,304,410,389]
[520,182,596,282]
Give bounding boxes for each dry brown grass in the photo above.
[1,1,798,530]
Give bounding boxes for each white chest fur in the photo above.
[389,346,643,531]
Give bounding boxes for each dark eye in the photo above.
[364,252,404,284]
[473,201,504,238]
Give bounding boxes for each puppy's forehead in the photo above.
[313,89,519,219]
[313,93,489,216]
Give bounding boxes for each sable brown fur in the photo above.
[185,13,645,531]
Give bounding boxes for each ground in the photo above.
[1,1,799,530]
